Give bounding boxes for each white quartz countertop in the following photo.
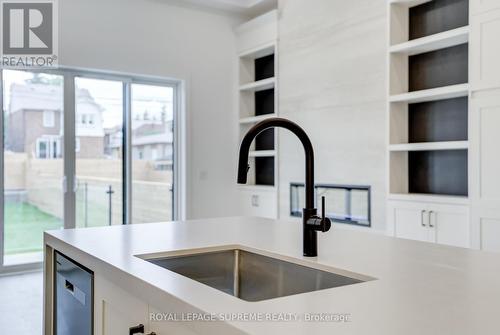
[45,217,500,334]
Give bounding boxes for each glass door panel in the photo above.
[131,84,174,223]
[75,78,123,227]
[3,70,64,265]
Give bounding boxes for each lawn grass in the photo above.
[4,202,62,255]
[4,198,112,256]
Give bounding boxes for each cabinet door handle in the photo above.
[129,324,144,335]
[421,210,427,227]
[428,211,435,228]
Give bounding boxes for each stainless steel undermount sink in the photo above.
[142,248,370,302]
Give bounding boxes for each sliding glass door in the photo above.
[131,83,174,224]
[2,70,65,266]
[0,69,180,271]
[75,78,124,228]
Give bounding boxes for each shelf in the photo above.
[389,141,469,152]
[389,83,469,104]
[239,42,275,59]
[239,114,276,124]
[388,193,469,205]
[240,78,275,92]
[249,150,276,158]
[237,185,277,192]
[389,0,432,7]
[390,26,469,56]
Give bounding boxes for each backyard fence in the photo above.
[5,153,173,226]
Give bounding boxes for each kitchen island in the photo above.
[44,217,500,334]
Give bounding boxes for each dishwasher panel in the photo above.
[55,251,93,335]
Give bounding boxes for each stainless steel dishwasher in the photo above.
[55,251,94,335]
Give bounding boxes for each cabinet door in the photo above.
[428,205,470,248]
[471,9,500,91]
[470,90,500,250]
[389,201,430,242]
[479,216,500,252]
[149,305,199,335]
[94,274,150,335]
[470,90,500,208]
[471,0,500,15]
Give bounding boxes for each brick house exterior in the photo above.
[5,83,105,159]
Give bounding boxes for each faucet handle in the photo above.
[321,196,326,219]
[307,196,332,233]
[320,196,331,232]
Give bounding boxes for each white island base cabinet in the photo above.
[94,274,198,335]
[388,200,470,248]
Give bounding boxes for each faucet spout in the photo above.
[238,118,315,208]
[237,117,331,257]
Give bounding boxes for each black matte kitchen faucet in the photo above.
[237,117,331,257]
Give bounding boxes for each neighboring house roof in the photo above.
[9,83,103,113]
[9,83,63,113]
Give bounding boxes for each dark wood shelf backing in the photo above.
[255,128,275,151]
[409,0,469,40]
[255,157,275,186]
[255,54,275,81]
[255,88,275,116]
[409,150,468,196]
[409,44,468,91]
[409,97,468,143]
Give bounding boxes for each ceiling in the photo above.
[180,0,277,16]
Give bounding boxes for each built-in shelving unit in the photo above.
[388,0,470,200]
[237,12,278,190]
[238,44,278,188]
[235,10,279,219]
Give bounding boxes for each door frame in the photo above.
[0,67,185,274]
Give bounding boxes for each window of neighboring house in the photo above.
[36,139,48,159]
[81,114,87,124]
[43,110,55,127]
[88,114,94,125]
[36,137,61,159]
[138,150,144,160]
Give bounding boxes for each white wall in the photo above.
[277,0,388,232]
[58,0,244,219]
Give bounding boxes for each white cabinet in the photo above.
[94,274,202,335]
[149,305,199,335]
[471,0,500,15]
[429,204,470,248]
[470,90,500,208]
[478,216,500,252]
[390,201,430,242]
[388,200,470,248]
[94,274,151,335]
[470,89,500,252]
[471,8,500,91]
